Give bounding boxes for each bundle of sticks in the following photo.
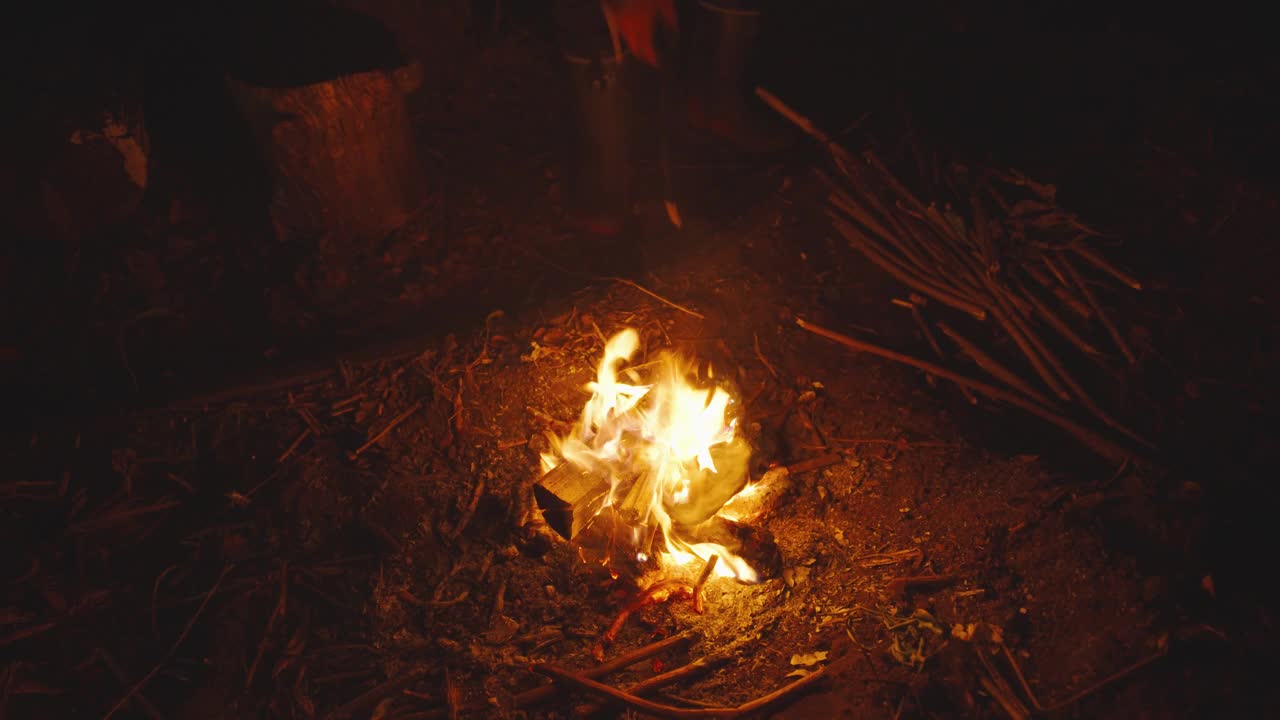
[756,88,1151,461]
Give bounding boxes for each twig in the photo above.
[398,589,469,608]
[886,573,956,598]
[794,317,1132,462]
[1000,642,1165,714]
[753,334,779,379]
[277,427,312,464]
[349,399,425,459]
[1013,279,1104,357]
[245,561,288,689]
[602,581,695,648]
[448,477,486,540]
[830,214,988,320]
[755,87,850,170]
[1058,252,1136,365]
[936,322,1056,409]
[785,453,842,475]
[513,629,698,708]
[97,650,163,720]
[693,556,718,613]
[607,277,705,320]
[533,661,828,718]
[1070,242,1142,291]
[102,563,232,720]
[323,667,428,720]
[577,646,738,716]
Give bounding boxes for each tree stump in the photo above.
[224,5,428,262]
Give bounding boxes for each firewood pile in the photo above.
[758,88,1152,463]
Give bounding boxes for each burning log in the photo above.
[533,462,613,541]
[534,328,766,582]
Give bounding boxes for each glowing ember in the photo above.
[540,328,757,582]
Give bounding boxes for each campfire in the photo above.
[534,328,764,584]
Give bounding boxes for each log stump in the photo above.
[224,5,428,267]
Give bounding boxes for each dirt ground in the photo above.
[6,4,1280,720]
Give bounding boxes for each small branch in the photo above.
[1013,278,1104,358]
[785,453,843,475]
[1070,242,1142,291]
[102,564,232,720]
[936,322,1056,409]
[607,277,705,320]
[693,555,718,613]
[245,561,288,689]
[829,213,988,320]
[794,317,1133,462]
[753,333,779,379]
[1059,252,1137,365]
[323,667,428,720]
[276,427,312,464]
[447,476,486,541]
[534,662,828,719]
[513,629,698,708]
[349,399,425,459]
[577,647,738,716]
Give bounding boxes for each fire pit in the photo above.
[534,327,775,585]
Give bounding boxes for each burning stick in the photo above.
[600,581,696,655]
[794,317,1133,462]
[693,555,718,613]
[533,661,829,719]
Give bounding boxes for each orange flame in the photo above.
[542,328,756,582]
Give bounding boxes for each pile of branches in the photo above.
[758,89,1150,462]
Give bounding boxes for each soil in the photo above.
[5,3,1278,719]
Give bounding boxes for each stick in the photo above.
[936,322,1057,409]
[102,564,232,720]
[577,647,738,716]
[793,317,1133,462]
[513,629,698,708]
[755,87,847,163]
[245,561,288,689]
[97,650,163,720]
[447,476,486,540]
[693,555,718,613]
[277,427,312,464]
[979,277,1072,402]
[349,399,425,459]
[1013,278,1104,357]
[1059,252,1137,365]
[830,214,988,320]
[323,667,429,720]
[753,333,778,379]
[785,453,843,475]
[1070,242,1142,291]
[607,277,705,320]
[533,662,828,719]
